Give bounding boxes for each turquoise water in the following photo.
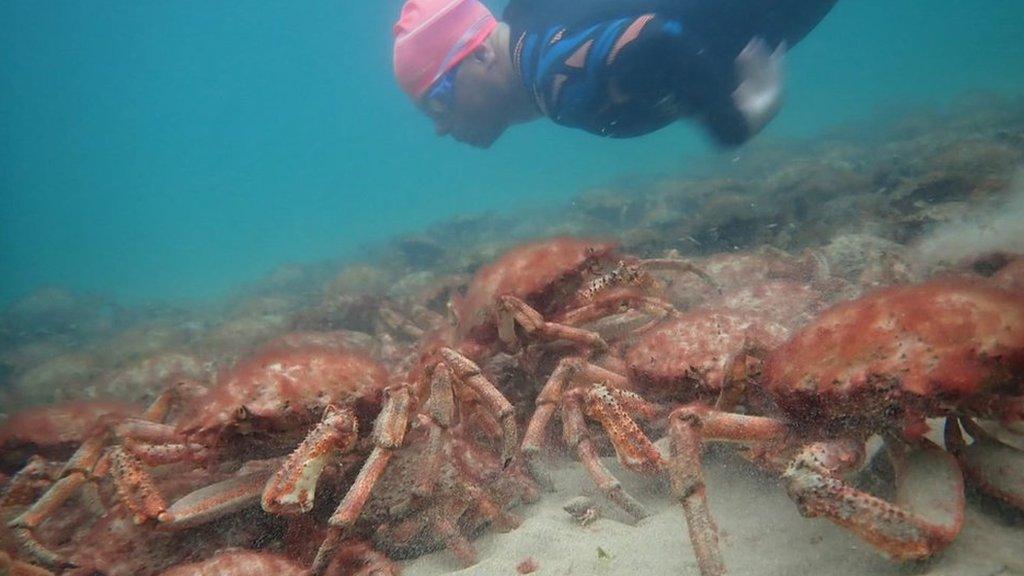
[2,0,1022,305]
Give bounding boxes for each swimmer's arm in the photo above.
[600,17,783,146]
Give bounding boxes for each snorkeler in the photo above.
[393,0,838,148]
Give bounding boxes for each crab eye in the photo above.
[235,405,249,420]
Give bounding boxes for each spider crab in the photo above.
[450,236,717,357]
[520,260,830,520]
[369,238,638,434]
[0,402,141,474]
[5,334,521,576]
[441,236,722,423]
[664,278,1024,576]
[655,246,832,310]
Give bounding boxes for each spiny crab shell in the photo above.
[455,237,616,343]
[660,247,824,309]
[764,279,1024,432]
[624,279,827,397]
[701,279,828,328]
[178,344,389,446]
[0,401,140,471]
[157,550,309,576]
[625,310,788,396]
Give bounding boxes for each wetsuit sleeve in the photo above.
[601,16,752,146]
[509,0,836,144]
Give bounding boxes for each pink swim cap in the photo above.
[393,0,498,99]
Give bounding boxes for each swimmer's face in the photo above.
[422,43,509,148]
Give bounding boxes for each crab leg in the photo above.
[946,417,1024,510]
[667,407,791,576]
[522,357,581,459]
[579,385,664,475]
[521,357,636,489]
[415,364,456,498]
[563,394,649,520]
[522,357,631,457]
[97,387,216,523]
[498,295,609,352]
[8,430,111,567]
[112,419,212,466]
[669,415,725,576]
[311,387,411,576]
[785,438,963,561]
[7,381,211,566]
[103,437,215,525]
[262,405,360,515]
[558,291,677,327]
[122,439,210,466]
[104,457,282,533]
[107,446,171,524]
[534,380,664,518]
[162,467,275,530]
[461,396,505,441]
[432,497,478,566]
[111,418,181,443]
[439,347,519,467]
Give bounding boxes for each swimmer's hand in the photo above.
[732,38,786,137]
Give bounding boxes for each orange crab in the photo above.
[450,237,619,355]
[452,236,715,356]
[7,335,521,576]
[0,402,141,474]
[444,236,716,427]
[664,279,1024,576]
[519,274,829,520]
[655,246,830,309]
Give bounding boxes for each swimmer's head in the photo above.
[393,0,497,99]
[394,0,521,148]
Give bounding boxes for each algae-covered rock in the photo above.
[11,352,102,406]
[100,352,213,403]
[327,263,393,297]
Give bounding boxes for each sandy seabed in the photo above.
[403,449,1023,576]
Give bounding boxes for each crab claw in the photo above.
[162,468,271,530]
[262,406,359,516]
[946,417,1024,510]
[785,439,964,561]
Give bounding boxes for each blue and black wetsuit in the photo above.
[503,0,837,145]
